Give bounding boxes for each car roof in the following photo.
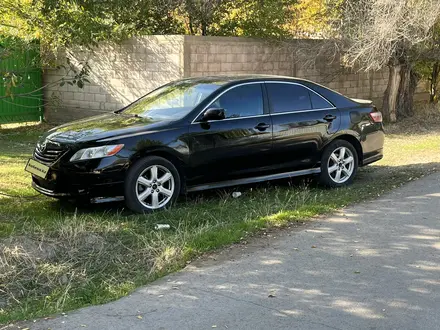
[178,75,359,109]
[180,74,308,84]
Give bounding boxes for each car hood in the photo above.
[44,113,172,143]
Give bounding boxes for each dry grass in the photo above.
[1,216,156,312]
[386,102,440,135]
[1,114,440,323]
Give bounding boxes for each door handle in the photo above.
[255,123,270,131]
[323,114,337,121]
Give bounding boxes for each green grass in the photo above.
[1,120,440,324]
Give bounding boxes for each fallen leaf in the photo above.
[311,245,317,248]
[137,315,143,319]
[212,325,217,328]
[354,271,361,274]
[80,325,87,328]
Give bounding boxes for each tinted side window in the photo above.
[216,84,264,118]
[266,83,312,113]
[309,91,333,109]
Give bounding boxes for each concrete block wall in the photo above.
[44,35,184,123]
[183,36,296,77]
[44,35,428,123]
[183,36,393,104]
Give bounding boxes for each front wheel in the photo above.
[319,140,358,188]
[124,156,181,213]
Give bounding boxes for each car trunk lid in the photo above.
[351,98,373,105]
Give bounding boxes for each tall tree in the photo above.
[178,0,224,35]
[414,20,440,103]
[331,0,440,122]
[211,0,298,38]
[287,0,334,38]
[0,0,179,100]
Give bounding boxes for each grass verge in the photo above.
[1,119,440,323]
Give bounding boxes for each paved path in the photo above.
[20,174,440,330]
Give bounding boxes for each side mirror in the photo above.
[202,108,225,121]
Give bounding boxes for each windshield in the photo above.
[123,80,222,120]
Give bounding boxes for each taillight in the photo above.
[369,111,383,123]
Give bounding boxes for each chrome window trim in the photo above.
[195,113,270,123]
[190,80,337,125]
[264,81,336,113]
[191,82,265,124]
[270,107,336,116]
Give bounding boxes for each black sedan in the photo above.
[26,75,384,213]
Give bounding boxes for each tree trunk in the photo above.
[201,21,207,36]
[396,64,418,118]
[188,15,195,35]
[430,61,439,103]
[382,59,418,122]
[382,60,402,122]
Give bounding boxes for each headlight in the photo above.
[70,144,124,162]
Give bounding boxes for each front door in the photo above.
[187,83,273,185]
[265,82,341,171]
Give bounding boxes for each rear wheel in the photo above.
[124,156,180,213]
[319,140,358,187]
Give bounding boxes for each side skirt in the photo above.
[186,168,321,193]
[361,154,383,167]
[91,196,125,204]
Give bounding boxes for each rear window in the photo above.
[266,83,312,113]
[310,91,333,109]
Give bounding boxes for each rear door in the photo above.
[187,83,273,184]
[265,81,341,171]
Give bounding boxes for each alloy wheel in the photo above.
[327,147,355,184]
[136,165,175,210]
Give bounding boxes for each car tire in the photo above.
[124,156,181,213]
[319,140,358,188]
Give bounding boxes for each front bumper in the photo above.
[32,181,71,197]
[32,175,125,199]
[30,155,128,199]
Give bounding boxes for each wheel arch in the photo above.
[326,133,363,165]
[130,148,187,193]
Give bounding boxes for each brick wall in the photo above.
[44,35,428,123]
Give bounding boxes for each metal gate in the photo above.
[0,39,43,124]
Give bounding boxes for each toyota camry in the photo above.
[26,75,385,213]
